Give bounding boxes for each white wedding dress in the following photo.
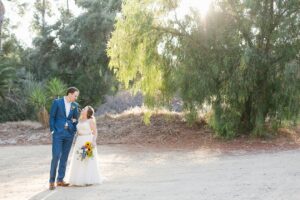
[68,119,103,186]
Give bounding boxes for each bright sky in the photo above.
[3,0,212,47]
[3,0,83,47]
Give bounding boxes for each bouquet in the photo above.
[76,141,94,161]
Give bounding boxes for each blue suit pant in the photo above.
[49,131,74,183]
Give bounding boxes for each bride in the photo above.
[68,106,103,186]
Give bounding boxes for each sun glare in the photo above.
[177,0,213,18]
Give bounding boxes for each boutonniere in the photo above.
[71,104,76,110]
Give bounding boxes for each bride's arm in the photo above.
[90,117,98,146]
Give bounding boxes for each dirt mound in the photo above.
[96,112,300,151]
[0,121,49,145]
[1,112,300,152]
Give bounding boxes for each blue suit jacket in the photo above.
[49,98,79,135]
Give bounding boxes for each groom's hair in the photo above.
[67,87,79,95]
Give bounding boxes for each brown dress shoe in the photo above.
[57,181,70,187]
[49,183,56,190]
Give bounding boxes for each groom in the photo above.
[49,87,80,190]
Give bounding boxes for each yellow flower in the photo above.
[85,142,91,148]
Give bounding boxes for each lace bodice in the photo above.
[77,119,92,135]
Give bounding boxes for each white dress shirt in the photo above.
[64,96,71,126]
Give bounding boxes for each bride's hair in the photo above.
[86,106,94,119]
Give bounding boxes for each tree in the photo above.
[28,78,67,127]
[25,0,121,108]
[108,0,175,106]
[0,64,14,99]
[0,9,32,122]
[51,0,122,105]
[108,0,300,137]
[32,0,52,36]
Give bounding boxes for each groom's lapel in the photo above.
[61,98,67,117]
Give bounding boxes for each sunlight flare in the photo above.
[177,0,213,18]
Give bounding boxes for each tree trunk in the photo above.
[0,0,5,53]
[38,106,49,128]
[66,0,69,13]
[240,95,254,133]
[42,0,46,35]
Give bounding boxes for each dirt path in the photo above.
[1,145,300,200]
